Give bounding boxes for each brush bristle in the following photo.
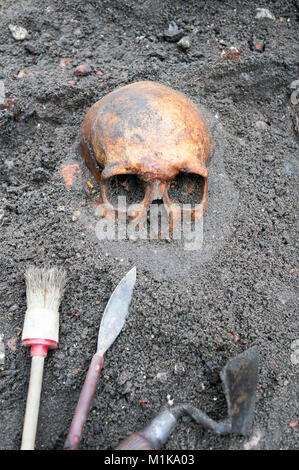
[25,266,67,312]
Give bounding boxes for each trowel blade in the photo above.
[221,346,259,436]
[97,266,136,356]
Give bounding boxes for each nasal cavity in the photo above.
[151,199,164,205]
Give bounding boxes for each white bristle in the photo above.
[25,266,67,311]
[22,266,67,343]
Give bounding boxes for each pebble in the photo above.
[263,154,274,162]
[31,167,49,183]
[283,161,295,176]
[290,80,299,106]
[255,8,275,20]
[24,42,39,55]
[8,304,19,312]
[167,395,174,406]
[255,120,268,131]
[0,80,5,104]
[0,334,4,367]
[93,422,101,434]
[291,340,299,365]
[117,370,132,386]
[123,381,133,394]
[6,337,17,352]
[177,36,191,50]
[163,21,183,42]
[17,69,31,79]
[8,24,28,41]
[156,371,168,383]
[290,79,299,90]
[74,63,92,76]
[221,47,242,60]
[174,362,186,375]
[250,38,265,53]
[72,210,81,221]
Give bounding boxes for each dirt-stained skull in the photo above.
[78,81,212,230]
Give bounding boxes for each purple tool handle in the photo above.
[64,353,104,450]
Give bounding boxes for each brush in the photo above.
[20,266,67,450]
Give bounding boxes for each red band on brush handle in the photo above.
[22,338,58,357]
[64,353,104,450]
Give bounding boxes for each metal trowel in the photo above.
[221,345,259,436]
[64,267,137,450]
[116,346,259,450]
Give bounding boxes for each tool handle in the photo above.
[21,356,45,450]
[115,433,154,450]
[115,408,177,450]
[64,353,104,450]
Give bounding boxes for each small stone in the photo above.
[0,334,5,367]
[221,47,242,60]
[255,120,268,131]
[290,79,299,90]
[17,69,30,79]
[156,371,168,383]
[123,381,133,394]
[72,210,81,221]
[74,28,84,39]
[163,21,183,43]
[24,42,39,54]
[8,24,28,41]
[0,81,5,105]
[290,85,299,106]
[255,8,275,20]
[177,36,191,50]
[283,161,295,175]
[250,38,265,52]
[167,395,174,406]
[174,362,186,375]
[291,340,299,365]
[74,63,92,76]
[263,154,274,162]
[0,99,22,119]
[31,167,49,183]
[117,370,132,386]
[6,337,17,352]
[8,304,19,312]
[93,422,101,434]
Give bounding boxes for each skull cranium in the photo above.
[78,81,212,231]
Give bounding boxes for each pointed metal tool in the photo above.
[64,267,136,450]
[221,345,259,436]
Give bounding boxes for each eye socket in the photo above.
[105,174,145,207]
[168,173,205,207]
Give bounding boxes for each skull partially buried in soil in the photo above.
[78,81,212,231]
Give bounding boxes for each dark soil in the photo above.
[0,0,298,451]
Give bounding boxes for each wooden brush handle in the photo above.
[21,356,45,450]
[64,353,104,450]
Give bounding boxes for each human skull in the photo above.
[78,81,212,230]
